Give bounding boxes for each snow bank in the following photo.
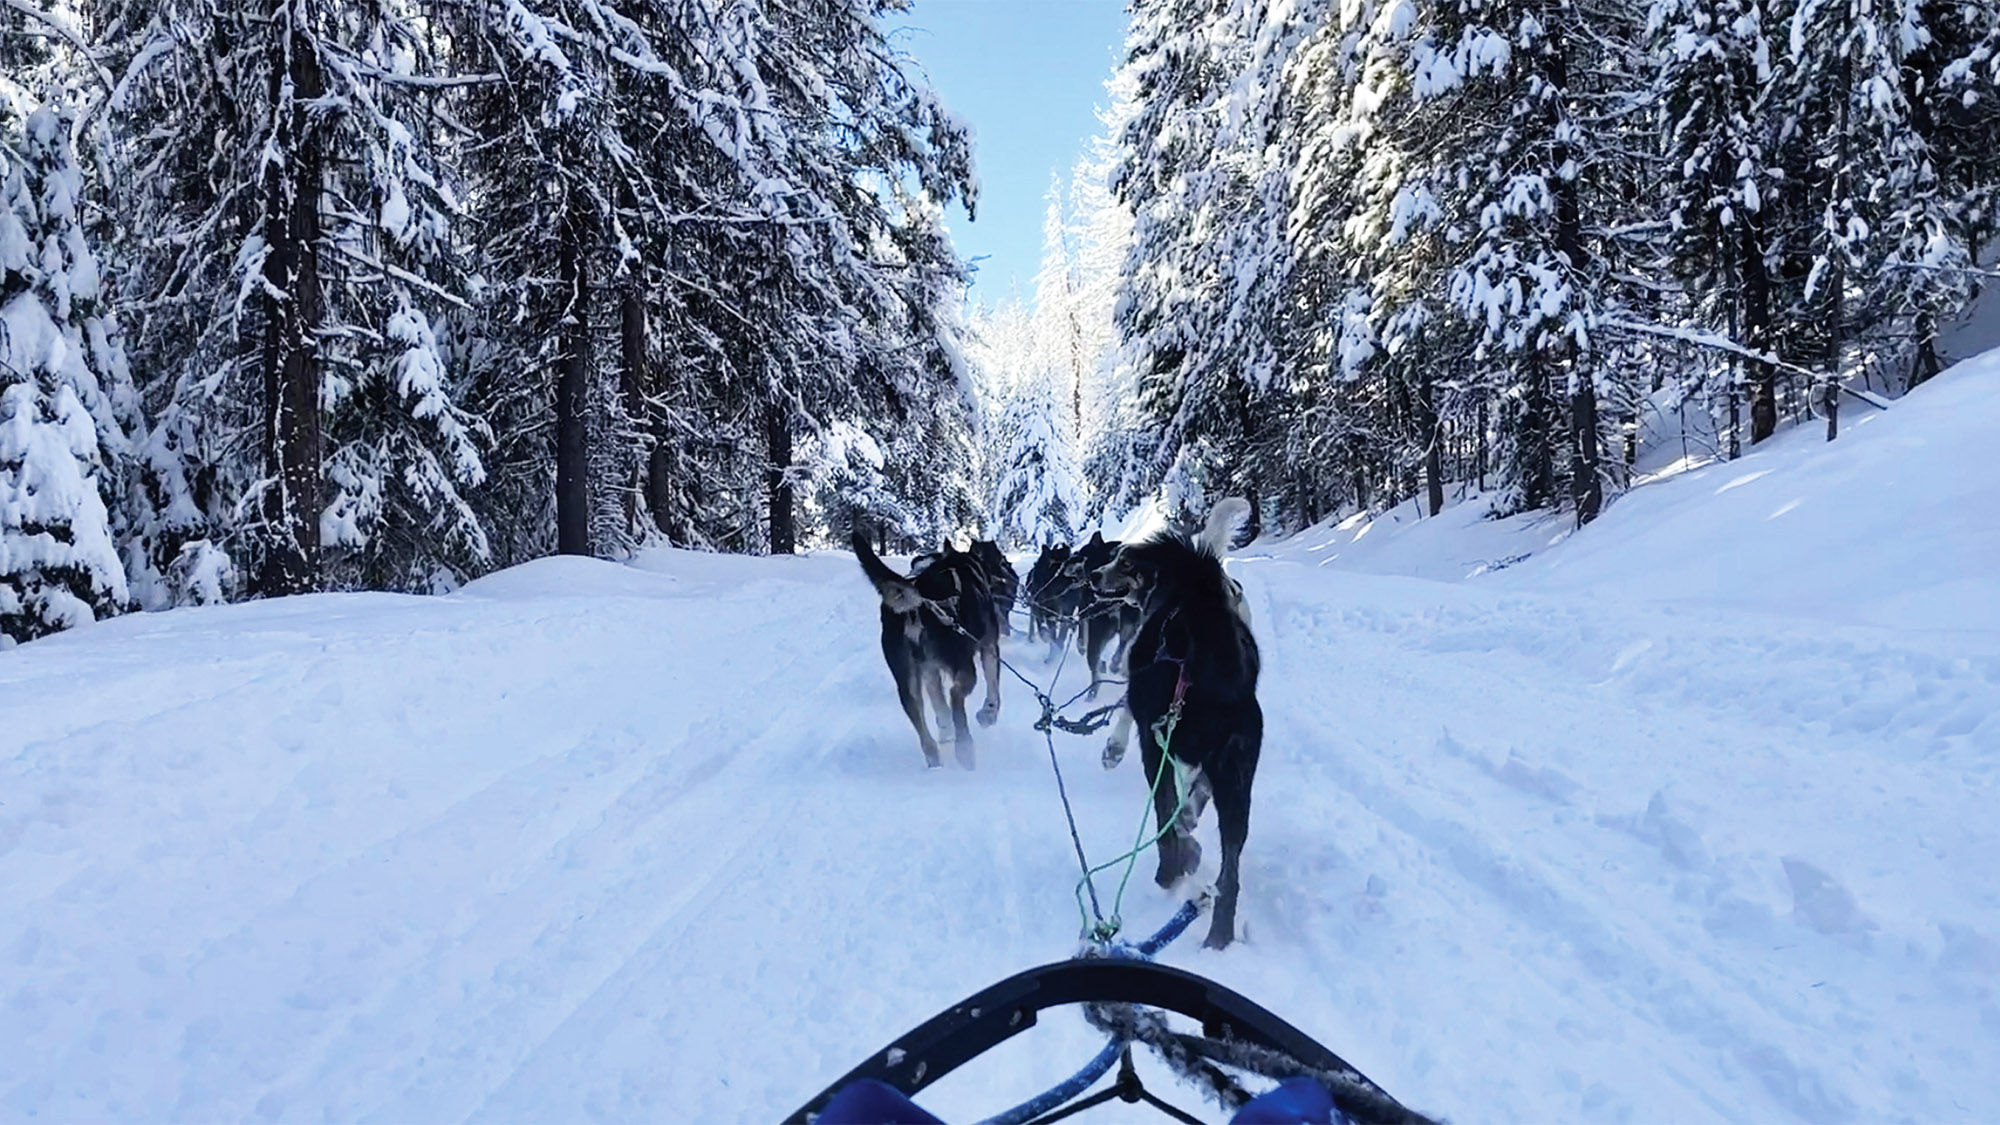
[1269,347,2000,632]
[1511,353,2000,631]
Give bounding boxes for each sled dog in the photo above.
[1064,531,1140,696]
[1090,498,1261,948]
[1023,543,1073,650]
[967,539,1020,637]
[851,534,1003,769]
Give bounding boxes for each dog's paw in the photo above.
[1102,739,1125,769]
[976,702,999,727]
[1154,840,1201,889]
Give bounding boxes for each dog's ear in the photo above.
[1200,497,1252,555]
[1087,531,1103,546]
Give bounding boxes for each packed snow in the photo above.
[3,354,1997,1122]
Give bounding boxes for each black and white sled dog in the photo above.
[1090,498,1260,949]
[1024,543,1073,650]
[967,540,1020,637]
[851,534,1004,769]
[1056,532,1139,694]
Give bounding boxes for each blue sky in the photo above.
[889,0,1130,302]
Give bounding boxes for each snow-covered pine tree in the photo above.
[1904,0,2000,386]
[1649,0,1778,455]
[1777,0,1928,438]
[733,0,975,554]
[877,381,982,550]
[1069,71,1156,526]
[450,0,972,560]
[988,346,1085,548]
[1820,0,1998,413]
[100,0,490,597]
[1282,0,1405,520]
[1066,75,1135,456]
[1354,0,1646,520]
[1031,179,1087,448]
[1114,0,1284,526]
[966,295,1029,530]
[1,105,136,642]
[318,4,489,591]
[443,0,625,563]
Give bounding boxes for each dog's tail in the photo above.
[1199,497,1252,556]
[851,531,925,614]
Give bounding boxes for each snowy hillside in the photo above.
[4,355,1997,1122]
[1275,350,1999,631]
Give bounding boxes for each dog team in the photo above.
[849,500,1261,949]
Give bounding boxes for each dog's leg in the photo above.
[1101,647,1131,769]
[898,668,941,769]
[1141,732,1200,887]
[1177,765,1210,831]
[976,641,1002,727]
[1102,707,1132,769]
[1111,610,1137,667]
[949,666,977,769]
[1084,616,1111,699]
[922,668,952,748]
[1203,756,1253,950]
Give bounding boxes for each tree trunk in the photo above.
[1727,377,1742,460]
[620,279,647,535]
[1909,314,1942,390]
[555,197,591,556]
[1742,216,1778,444]
[765,396,795,555]
[1724,234,1742,460]
[1545,40,1600,526]
[1418,373,1444,517]
[1475,398,1488,491]
[256,17,324,598]
[1519,361,1555,510]
[1825,44,1850,445]
[1570,375,1603,524]
[646,447,675,539]
[1389,376,1416,504]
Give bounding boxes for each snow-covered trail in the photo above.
[1228,571,1997,1122]
[5,527,1995,1121]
